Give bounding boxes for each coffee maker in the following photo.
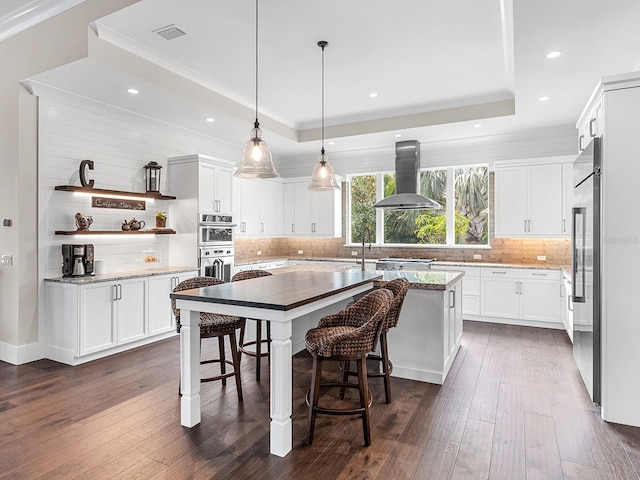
[62,244,95,277]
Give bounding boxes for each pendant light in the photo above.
[235,0,279,179]
[308,40,340,191]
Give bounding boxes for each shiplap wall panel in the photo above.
[276,125,577,178]
[40,94,241,277]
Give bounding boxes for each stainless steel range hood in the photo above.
[373,140,443,210]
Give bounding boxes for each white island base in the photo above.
[386,279,463,385]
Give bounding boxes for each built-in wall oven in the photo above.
[200,214,235,246]
[199,245,234,282]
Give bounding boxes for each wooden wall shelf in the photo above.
[54,185,176,200]
[55,229,176,235]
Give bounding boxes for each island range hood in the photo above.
[373,140,443,210]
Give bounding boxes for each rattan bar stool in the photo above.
[341,278,410,403]
[305,288,393,446]
[232,270,273,381]
[172,276,244,401]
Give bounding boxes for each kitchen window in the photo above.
[348,164,489,247]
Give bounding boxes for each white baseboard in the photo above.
[0,341,43,365]
[464,315,565,330]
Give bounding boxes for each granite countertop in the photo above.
[44,266,198,285]
[372,269,465,291]
[268,263,464,291]
[432,261,565,270]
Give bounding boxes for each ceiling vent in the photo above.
[153,24,186,40]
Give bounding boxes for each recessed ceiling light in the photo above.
[473,124,482,128]
[538,96,550,102]
[127,88,139,95]
[205,117,215,123]
[546,50,562,59]
[328,141,334,145]
[369,92,378,98]
[394,133,402,137]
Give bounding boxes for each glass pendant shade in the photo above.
[308,40,340,191]
[236,0,279,179]
[309,150,340,190]
[235,125,279,178]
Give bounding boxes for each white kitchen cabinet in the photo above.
[234,177,283,237]
[561,275,573,342]
[199,162,233,214]
[148,270,197,336]
[578,94,603,152]
[79,277,148,355]
[562,162,574,236]
[283,177,342,237]
[79,282,118,355]
[386,277,463,385]
[480,267,561,325]
[45,270,194,366]
[494,163,563,237]
[480,268,520,319]
[430,264,481,316]
[168,154,236,267]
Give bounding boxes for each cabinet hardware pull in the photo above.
[524,219,527,232]
[579,134,585,151]
[589,118,596,137]
[261,222,264,233]
[532,273,547,276]
[118,284,122,300]
[492,271,506,274]
[563,219,566,232]
[113,284,118,301]
[568,294,573,311]
[291,223,295,233]
[449,290,455,308]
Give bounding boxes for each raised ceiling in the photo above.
[14,0,640,159]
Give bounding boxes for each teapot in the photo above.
[75,213,93,231]
[127,218,145,231]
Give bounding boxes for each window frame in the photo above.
[346,163,490,248]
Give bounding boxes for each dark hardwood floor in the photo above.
[1,321,639,479]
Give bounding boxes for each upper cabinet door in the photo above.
[495,166,528,236]
[215,167,233,214]
[198,163,216,213]
[495,163,564,237]
[528,163,563,235]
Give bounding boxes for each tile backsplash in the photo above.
[234,237,570,266]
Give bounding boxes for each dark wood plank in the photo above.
[524,411,564,479]
[450,419,494,480]
[489,383,526,480]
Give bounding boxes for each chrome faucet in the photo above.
[361,226,371,272]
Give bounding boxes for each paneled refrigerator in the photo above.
[572,136,601,404]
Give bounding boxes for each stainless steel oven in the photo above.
[199,245,234,282]
[199,214,235,246]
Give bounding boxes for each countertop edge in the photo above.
[45,266,199,284]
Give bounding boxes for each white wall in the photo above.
[0,0,142,362]
[276,124,578,178]
[38,91,239,277]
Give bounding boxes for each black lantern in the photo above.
[144,161,162,193]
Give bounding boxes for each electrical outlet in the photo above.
[257,250,262,256]
[351,251,358,256]
[473,254,482,260]
[298,250,304,255]
[1,254,13,266]
[537,255,546,261]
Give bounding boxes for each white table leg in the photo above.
[269,319,293,457]
[180,308,201,427]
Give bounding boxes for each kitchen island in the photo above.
[171,270,382,457]
[267,265,466,385]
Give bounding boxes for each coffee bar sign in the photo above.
[92,197,146,211]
